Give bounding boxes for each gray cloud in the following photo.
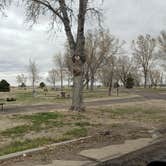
[103,0,166,40]
[0,0,166,85]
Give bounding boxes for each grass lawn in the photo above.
[0,87,131,105]
[0,99,166,156]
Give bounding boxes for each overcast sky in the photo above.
[0,0,166,85]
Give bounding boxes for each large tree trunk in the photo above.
[71,73,84,111]
[60,0,88,111]
[70,0,87,111]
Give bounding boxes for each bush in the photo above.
[126,74,135,89]
[0,80,10,92]
[20,83,26,88]
[114,82,120,88]
[39,82,46,89]
[6,98,16,102]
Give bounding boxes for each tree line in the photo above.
[17,29,166,95]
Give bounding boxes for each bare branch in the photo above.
[86,7,103,27]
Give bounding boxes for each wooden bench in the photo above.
[0,103,5,112]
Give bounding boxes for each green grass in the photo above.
[64,127,88,137]
[0,126,89,156]
[1,112,65,137]
[14,91,65,104]
[1,125,30,137]
[17,112,63,123]
[0,136,71,156]
[0,112,89,156]
[1,86,136,105]
[1,112,91,138]
[0,127,88,156]
[7,87,130,105]
[1,112,90,138]
[98,107,166,121]
[99,107,144,115]
[1,104,165,156]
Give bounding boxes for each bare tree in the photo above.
[85,30,112,91]
[132,34,156,88]
[99,55,117,95]
[28,59,39,96]
[131,69,142,87]
[149,68,161,88]
[158,31,166,71]
[98,36,124,95]
[16,74,27,87]
[54,53,66,91]
[105,41,125,96]
[116,56,134,87]
[23,0,102,111]
[0,0,11,13]
[47,69,59,90]
[105,56,119,96]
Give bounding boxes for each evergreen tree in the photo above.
[39,82,46,89]
[0,80,10,92]
[126,74,134,89]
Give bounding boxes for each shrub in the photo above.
[114,82,120,88]
[39,82,46,89]
[6,98,16,102]
[0,80,10,92]
[20,82,26,88]
[126,73,135,89]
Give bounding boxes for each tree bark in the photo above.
[60,69,63,90]
[108,69,114,96]
[85,72,89,90]
[86,80,89,90]
[59,0,88,111]
[69,0,87,111]
[90,76,95,91]
[144,71,147,88]
[68,77,70,88]
[71,69,85,111]
[32,81,35,97]
[108,78,113,96]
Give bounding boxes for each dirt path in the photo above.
[1,96,143,114]
[134,89,166,100]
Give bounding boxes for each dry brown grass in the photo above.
[0,99,165,156]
